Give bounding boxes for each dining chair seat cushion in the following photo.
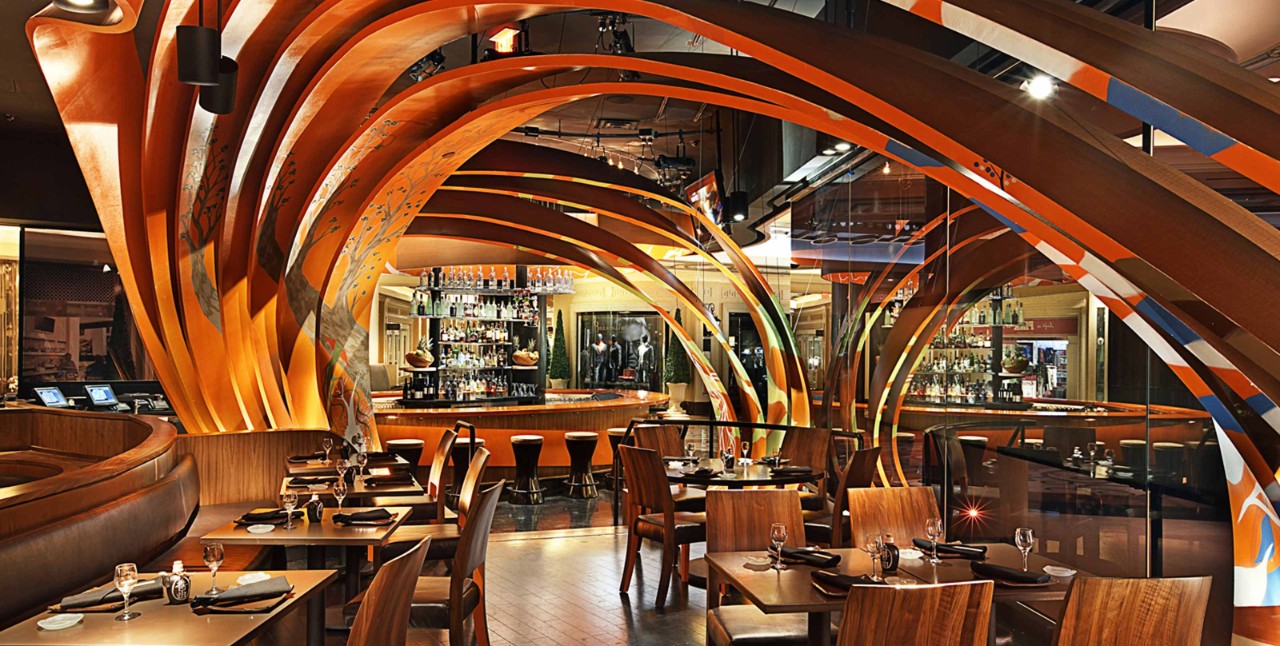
[707,605,834,646]
[636,511,707,544]
[408,576,481,628]
[383,523,462,562]
[369,494,438,523]
[798,489,826,512]
[803,515,852,546]
[672,485,707,512]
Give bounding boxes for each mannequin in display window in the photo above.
[591,333,608,384]
[606,334,623,382]
[635,334,655,386]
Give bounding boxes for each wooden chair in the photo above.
[633,423,706,512]
[371,427,457,524]
[846,486,939,548]
[780,427,832,512]
[805,446,881,548]
[1052,576,1211,645]
[618,445,706,608]
[382,447,490,563]
[705,489,817,646]
[347,537,431,646]
[837,580,994,646]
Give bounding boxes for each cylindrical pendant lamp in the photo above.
[177,0,219,86]
[198,57,239,114]
[52,0,117,14]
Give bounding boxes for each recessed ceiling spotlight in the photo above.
[882,161,892,175]
[821,148,837,156]
[834,142,852,152]
[1021,74,1056,100]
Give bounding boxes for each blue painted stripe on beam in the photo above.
[1133,297,1202,346]
[973,200,1026,233]
[885,140,943,168]
[1107,79,1235,157]
[1198,395,1243,432]
[1246,393,1277,416]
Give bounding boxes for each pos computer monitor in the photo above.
[85,384,120,407]
[33,386,70,408]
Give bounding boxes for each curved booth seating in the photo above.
[565,432,600,499]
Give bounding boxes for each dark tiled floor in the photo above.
[491,487,620,533]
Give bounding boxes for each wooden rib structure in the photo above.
[25,0,1280,634]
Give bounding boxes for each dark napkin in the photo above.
[760,456,791,467]
[333,508,393,525]
[770,465,813,476]
[810,570,882,591]
[362,451,395,461]
[970,560,1051,584]
[772,546,841,568]
[662,456,698,463]
[364,473,415,487]
[238,508,303,524]
[912,539,988,559]
[681,467,718,477]
[192,576,293,608]
[55,579,163,611]
[287,476,337,487]
[287,451,326,463]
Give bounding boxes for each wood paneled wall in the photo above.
[174,429,336,505]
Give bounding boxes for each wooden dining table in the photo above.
[284,454,410,478]
[0,570,335,646]
[279,475,424,503]
[705,543,1090,646]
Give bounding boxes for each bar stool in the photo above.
[958,435,988,485]
[606,427,628,488]
[385,438,424,475]
[511,435,545,505]
[449,436,485,507]
[1022,438,1044,449]
[1152,442,1185,481]
[565,431,600,499]
[1187,440,1225,496]
[896,432,916,477]
[1119,439,1148,470]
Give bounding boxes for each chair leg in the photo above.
[656,536,675,608]
[449,604,466,646]
[473,566,490,646]
[620,520,641,593]
[680,543,690,583]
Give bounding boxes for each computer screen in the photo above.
[85,384,119,406]
[34,386,69,408]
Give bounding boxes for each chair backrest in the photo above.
[780,427,832,473]
[453,481,505,606]
[348,536,431,646]
[457,446,491,526]
[427,428,459,499]
[618,445,673,513]
[828,446,881,548]
[837,580,993,646]
[633,424,683,457]
[705,489,805,553]
[846,486,939,548]
[1052,576,1211,646]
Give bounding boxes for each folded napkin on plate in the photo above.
[772,546,841,568]
[770,465,813,475]
[287,451,325,463]
[55,579,163,611]
[238,508,303,523]
[333,508,393,524]
[682,467,717,477]
[192,576,293,608]
[363,473,415,487]
[759,456,791,467]
[287,476,337,487]
[810,570,882,591]
[912,539,988,559]
[970,561,1051,584]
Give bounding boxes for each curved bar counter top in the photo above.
[374,389,668,478]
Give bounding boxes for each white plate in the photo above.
[236,572,272,586]
[38,614,83,631]
[1043,565,1077,578]
[667,461,683,470]
[719,473,738,480]
[898,548,924,560]
[247,524,275,534]
[743,556,773,571]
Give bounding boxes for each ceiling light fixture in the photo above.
[1021,74,1056,100]
[821,147,837,156]
[882,161,892,175]
[177,0,220,86]
[194,0,238,113]
[490,26,522,55]
[834,142,852,152]
[52,0,117,13]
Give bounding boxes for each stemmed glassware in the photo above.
[685,442,696,460]
[1085,441,1098,463]
[281,491,299,530]
[113,563,141,621]
[720,445,733,470]
[925,517,944,565]
[333,478,348,511]
[1015,527,1036,571]
[202,543,225,595]
[769,523,788,571]
[336,458,350,485]
[322,436,334,464]
[355,451,370,485]
[862,534,884,582]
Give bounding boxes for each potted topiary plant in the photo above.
[663,309,692,413]
[549,309,570,390]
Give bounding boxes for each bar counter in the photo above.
[373,389,668,479]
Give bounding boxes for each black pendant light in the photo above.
[199,56,239,114]
[51,0,117,14]
[177,0,219,86]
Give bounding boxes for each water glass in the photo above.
[355,452,370,484]
[202,543,225,594]
[925,517,944,565]
[322,436,334,464]
[862,534,883,581]
[114,563,140,621]
[336,458,350,483]
[1085,441,1098,462]
[333,478,348,510]
[742,440,752,461]
[282,491,299,530]
[685,442,696,459]
[769,523,788,571]
[1015,527,1035,571]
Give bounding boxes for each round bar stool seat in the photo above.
[385,438,424,474]
[448,437,486,507]
[565,431,600,499]
[511,435,545,505]
[606,427,629,487]
[1152,442,1185,480]
[1022,438,1044,448]
[1119,439,1148,469]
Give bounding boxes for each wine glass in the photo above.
[720,446,733,470]
[113,563,141,621]
[769,523,788,571]
[861,535,884,581]
[925,517,944,565]
[333,478,348,511]
[322,436,334,464]
[685,442,696,460]
[742,440,752,462]
[1014,527,1036,571]
[202,543,225,595]
[355,451,370,484]
[336,458,350,484]
[281,491,299,530]
[1085,441,1098,463]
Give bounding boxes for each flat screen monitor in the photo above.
[85,384,119,407]
[34,386,70,408]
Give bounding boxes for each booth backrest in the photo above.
[0,454,199,626]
